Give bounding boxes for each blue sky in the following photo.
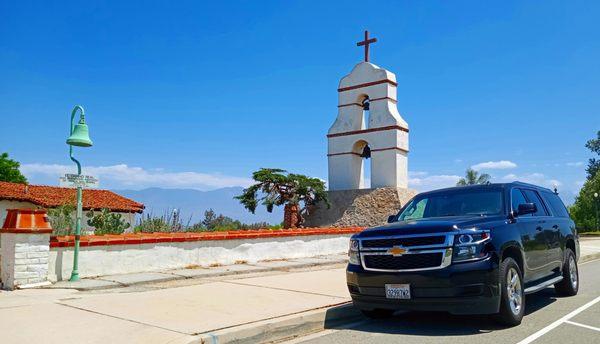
[1,1,598,204]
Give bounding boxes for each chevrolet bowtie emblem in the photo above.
[387,246,407,256]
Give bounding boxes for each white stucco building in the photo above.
[0,181,144,232]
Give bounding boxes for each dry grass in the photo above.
[184,264,203,270]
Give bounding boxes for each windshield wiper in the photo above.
[466,212,493,217]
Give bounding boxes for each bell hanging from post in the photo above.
[67,119,93,147]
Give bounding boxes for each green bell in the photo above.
[66,121,93,147]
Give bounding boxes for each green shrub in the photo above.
[47,204,76,236]
[86,208,131,235]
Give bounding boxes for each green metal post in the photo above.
[69,106,85,282]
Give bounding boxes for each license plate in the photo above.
[385,284,411,299]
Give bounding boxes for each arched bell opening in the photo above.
[358,94,370,129]
[353,140,372,189]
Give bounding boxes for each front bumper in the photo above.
[347,255,501,315]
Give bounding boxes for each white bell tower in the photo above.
[327,32,409,190]
[305,31,415,228]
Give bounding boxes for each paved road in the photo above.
[286,258,600,344]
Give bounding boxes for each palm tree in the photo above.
[457,168,491,186]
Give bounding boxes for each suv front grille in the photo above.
[363,253,443,270]
[359,233,453,272]
[361,236,446,248]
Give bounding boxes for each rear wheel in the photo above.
[495,257,525,326]
[555,249,579,297]
[361,309,395,319]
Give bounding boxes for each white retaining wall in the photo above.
[48,234,352,281]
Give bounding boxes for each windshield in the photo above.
[397,188,504,221]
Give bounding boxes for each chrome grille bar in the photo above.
[358,233,454,272]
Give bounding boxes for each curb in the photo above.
[191,302,361,344]
[581,252,600,264]
[579,234,600,238]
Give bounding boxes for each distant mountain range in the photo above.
[114,187,282,225]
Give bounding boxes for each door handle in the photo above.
[536,226,543,231]
[552,225,559,229]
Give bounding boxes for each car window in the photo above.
[522,189,549,216]
[399,198,428,221]
[511,188,530,216]
[397,188,503,220]
[541,191,570,218]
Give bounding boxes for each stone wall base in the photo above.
[1,233,51,290]
[304,187,417,228]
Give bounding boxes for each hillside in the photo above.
[115,187,282,225]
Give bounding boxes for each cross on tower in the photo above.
[356,30,377,62]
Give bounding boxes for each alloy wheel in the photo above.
[569,255,578,289]
[506,267,522,315]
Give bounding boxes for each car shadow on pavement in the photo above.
[324,288,558,336]
[524,288,558,314]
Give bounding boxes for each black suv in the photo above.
[347,182,579,326]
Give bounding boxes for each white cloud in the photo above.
[20,163,254,190]
[472,160,517,170]
[408,171,429,178]
[408,171,461,192]
[566,162,584,167]
[500,173,561,189]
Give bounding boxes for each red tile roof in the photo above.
[0,181,144,213]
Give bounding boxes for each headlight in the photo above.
[453,230,490,262]
[348,239,360,265]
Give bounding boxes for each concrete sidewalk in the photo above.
[46,253,349,291]
[0,260,355,344]
[2,240,600,344]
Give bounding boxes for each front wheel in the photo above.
[555,249,579,297]
[494,257,525,326]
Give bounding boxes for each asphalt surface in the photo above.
[285,258,600,344]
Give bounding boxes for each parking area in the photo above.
[521,291,600,344]
[286,257,600,344]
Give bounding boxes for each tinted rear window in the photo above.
[522,189,549,216]
[511,188,529,215]
[541,191,570,218]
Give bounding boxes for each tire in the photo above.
[494,257,525,326]
[555,248,579,297]
[361,309,395,319]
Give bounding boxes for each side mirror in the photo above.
[387,215,397,223]
[517,203,537,216]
